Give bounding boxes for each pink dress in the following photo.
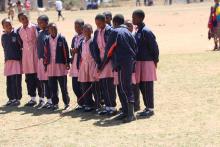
[4,60,22,76]
[69,34,84,77]
[135,61,157,83]
[78,39,97,82]
[47,36,68,77]
[19,23,38,74]
[97,29,114,79]
[37,58,48,80]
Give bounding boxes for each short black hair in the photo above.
[1,18,11,26]
[38,15,49,24]
[83,24,93,33]
[113,14,124,25]
[103,11,112,18]
[133,9,145,19]
[95,14,106,22]
[48,23,57,29]
[75,19,84,27]
[18,12,28,20]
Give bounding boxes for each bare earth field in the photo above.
[0,2,220,147]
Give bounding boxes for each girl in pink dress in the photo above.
[132,10,159,118]
[1,18,22,106]
[78,24,98,112]
[44,23,70,111]
[18,12,41,107]
[69,19,84,110]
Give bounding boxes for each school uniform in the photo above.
[18,23,41,99]
[37,29,51,102]
[102,25,137,118]
[1,30,22,101]
[44,34,70,106]
[92,25,116,110]
[135,23,159,110]
[78,38,99,109]
[69,34,84,106]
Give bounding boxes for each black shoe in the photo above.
[24,100,37,107]
[84,106,94,112]
[52,104,59,111]
[123,103,136,123]
[134,106,141,112]
[138,109,154,118]
[42,102,53,109]
[11,100,20,106]
[5,100,15,106]
[114,112,127,121]
[98,109,108,115]
[37,100,45,109]
[75,105,84,111]
[107,110,118,116]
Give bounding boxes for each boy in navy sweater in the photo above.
[1,18,22,106]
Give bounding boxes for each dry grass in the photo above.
[0,2,220,147]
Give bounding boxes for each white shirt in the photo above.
[55,0,63,11]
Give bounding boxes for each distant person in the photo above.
[136,0,141,6]
[55,0,65,21]
[103,11,112,26]
[144,0,153,6]
[16,0,23,13]
[24,0,31,17]
[208,0,220,51]
[8,1,15,21]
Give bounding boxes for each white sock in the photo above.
[106,107,110,111]
[149,108,154,111]
[47,99,52,104]
[31,97,36,101]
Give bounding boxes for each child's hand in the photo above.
[71,48,78,54]
[154,62,158,68]
[66,64,70,70]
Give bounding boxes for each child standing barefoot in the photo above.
[1,18,22,106]
[44,23,70,111]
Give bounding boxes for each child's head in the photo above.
[103,11,112,25]
[48,23,58,38]
[18,12,29,27]
[95,14,106,29]
[17,1,21,5]
[74,19,84,35]
[113,14,124,28]
[132,9,145,26]
[2,18,12,33]
[125,20,133,33]
[37,15,49,30]
[214,0,219,3]
[83,24,93,39]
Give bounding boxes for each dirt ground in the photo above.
[0,2,220,147]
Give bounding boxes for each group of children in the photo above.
[1,9,159,123]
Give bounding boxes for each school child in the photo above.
[132,9,159,118]
[78,24,99,112]
[1,18,22,106]
[24,0,31,17]
[103,11,112,26]
[208,0,220,51]
[18,12,41,107]
[16,1,23,14]
[124,19,140,112]
[92,14,117,115]
[44,23,70,111]
[69,19,85,110]
[8,2,15,21]
[100,14,137,123]
[55,0,65,21]
[36,15,52,109]
[136,0,141,6]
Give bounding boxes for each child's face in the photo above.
[3,21,13,33]
[38,19,48,30]
[19,15,29,27]
[105,16,112,24]
[83,28,92,38]
[75,23,83,34]
[49,26,58,37]
[95,19,106,29]
[132,14,142,25]
[126,23,133,33]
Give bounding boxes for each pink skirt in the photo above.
[78,59,97,82]
[99,61,114,79]
[135,61,157,83]
[22,47,38,74]
[113,72,137,85]
[47,63,68,77]
[69,54,78,77]
[37,59,48,81]
[4,60,22,76]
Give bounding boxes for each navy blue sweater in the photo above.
[91,25,113,65]
[104,25,137,69]
[37,30,49,59]
[135,23,159,63]
[44,34,70,65]
[1,30,22,61]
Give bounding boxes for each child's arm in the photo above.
[63,37,70,70]
[90,30,101,65]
